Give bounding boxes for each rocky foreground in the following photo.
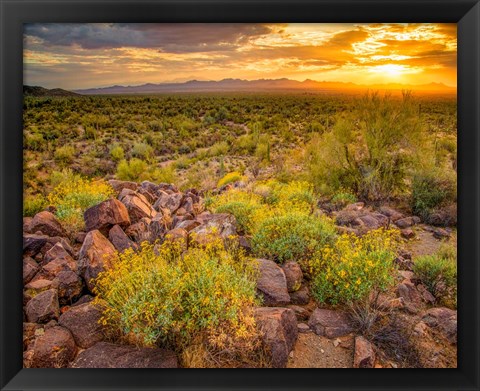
[22,180,457,368]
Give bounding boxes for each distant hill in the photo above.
[74,78,456,96]
[24,85,80,97]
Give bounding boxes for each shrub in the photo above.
[413,245,457,307]
[217,171,244,188]
[131,142,154,160]
[109,144,125,162]
[23,193,46,217]
[93,238,260,366]
[208,141,230,157]
[331,190,357,208]
[310,229,398,305]
[148,164,176,184]
[47,176,115,234]
[411,169,456,221]
[54,145,76,164]
[252,213,336,264]
[116,158,148,181]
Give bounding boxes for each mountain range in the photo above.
[74,78,456,95]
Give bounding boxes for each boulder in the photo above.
[125,217,152,244]
[395,216,421,229]
[175,219,201,232]
[289,284,310,305]
[308,308,353,338]
[148,213,171,242]
[164,228,188,249]
[401,229,416,239]
[153,191,183,214]
[254,307,298,368]
[70,342,178,368]
[256,259,290,306]
[43,242,72,265]
[59,303,105,349]
[23,234,48,257]
[53,270,83,305]
[40,253,77,278]
[84,198,130,235]
[427,204,457,227]
[286,305,310,321]
[119,190,156,224]
[23,217,33,233]
[107,179,138,193]
[192,213,237,239]
[377,206,404,222]
[421,307,457,344]
[109,224,138,253]
[24,279,54,301]
[25,289,60,323]
[432,227,451,240]
[23,257,39,285]
[78,230,116,292]
[29,211,65,237]
[354,336,376,368]
[29,326,76,368]
[281,261,303,292]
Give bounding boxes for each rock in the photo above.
[354,336,376,368]
[413,321,428,337]
[153,191,183,214]
[344,202,365,211]
[23,322,42,350]
[287,305,310,321]
[137,187,156,205]
[24,279,54,302]
[59,303,105,349]
[70,342,178,368]
[432,227,451,240]
[78,230,116,292]
[416,284,436,304]
[377,206,404,222]
[148,213,171,241]
[254,307,298,368]
[427,204,457,227]
[281,261,303,292]
[401,229,415,239]
[25,289,60,323]
[109,224,138,252]
[23,217,33,233]
[29,211,66,237]
[395,216,421,229]
[53,271,83,305]
[71,294,94,307]
[84,198,130,235]
[40,252,77,278]
[238,236,252,253]
[289,284,310,305]
[108,179,138,193]
[75,231,87,244]
[192,213,237,239]
[256,259,290,306]
[43,242,71,264]
[175,219,201,232]
[394,256,414,271]
[23,257,39,285]
[29,326,76,368]
[421,307,457,344]
[119,190,156,224]
[23,234,48,257]
[297,323,311,333]
[396,280,423,306]
[125,217,152,244]
[308,308,353,338]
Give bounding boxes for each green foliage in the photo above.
[131,142,154,160]
[23,193,46,217]
[413,244,457,307]
[54,145,75,164]
[217,171,244,188]
[109,144,125,162]
[252,212,336,264]
[411,169,456,220]
[331,190,357,207]
[116,158,148,181]
[310,229,398,305]
[93,238,260,359]
[148,164,177,184]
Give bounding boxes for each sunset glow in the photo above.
[23,23,456,90]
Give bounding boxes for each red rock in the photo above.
[23,257,39,285]
[53,270,83,305]
[256,259,290,306]
[281,261,303,293]
[59,303,105,349]
[25,289,60,323]
[30,326,76,368]
[308,308,353,338]
[354,336,376,368]
[84,198,130,235]
[108,224,138,252]
[29,211,66,237]
[119,189,156,224]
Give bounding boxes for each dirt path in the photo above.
[287,332,354,368]
[405,224,456,258]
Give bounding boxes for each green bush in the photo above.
[217,171,244,188]
[252,213,336,264]
[310,229,398,305]
[131,142,154,160]
[148,165,176,184]
[23,193,46,217]
[109,144,125,162]
[54,145,75,164]
[413,245,457,307]
[411,170,456,221]
[331,190,357,207]
[116,158,148,181]
[93,238,260,366]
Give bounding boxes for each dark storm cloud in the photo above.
[24,23,275,52]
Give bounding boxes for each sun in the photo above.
[375,64,407,76]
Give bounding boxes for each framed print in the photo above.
[1,0,479,390]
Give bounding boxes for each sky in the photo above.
[23,23,457,90]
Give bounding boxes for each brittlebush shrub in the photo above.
[413,244,457,308]
[23,193,47,217]
[217,171,245,188]
[47,176,115,234]
[93,238,261,367]
[252,213,336,264]
[309,228,399,305]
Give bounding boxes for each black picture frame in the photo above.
[1,0,479,390]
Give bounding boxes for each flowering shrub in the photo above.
[217,171,245,188]
[93,237,260,366]
[47,175,115,233]
[309,228,399,305]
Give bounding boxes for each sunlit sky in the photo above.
[23,23,456,90]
